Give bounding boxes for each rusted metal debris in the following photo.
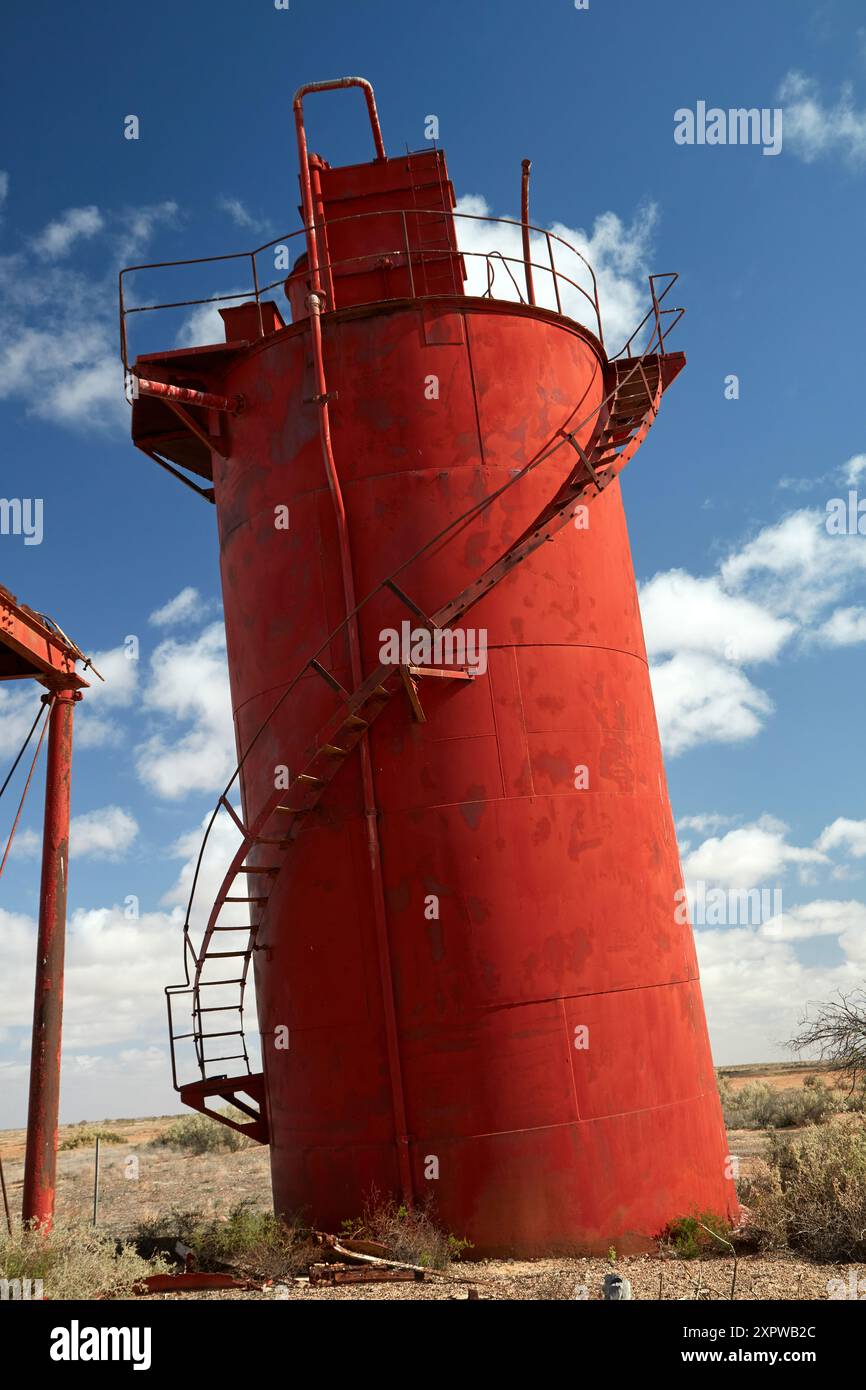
[310,1262,422,1287]
[133,1271,263,1295]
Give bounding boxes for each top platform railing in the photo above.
[118,207,610,372]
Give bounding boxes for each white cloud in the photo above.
[9,828,40,857]
[0,171,8,212]
[815,605,866,646]
[33,206,104,259]
[0,796,261,1125]
[0,683,46,758]
[0,902,180,1054]
[114,200,178,264]
[70,805,138,860]
[696,918,865,1063]
[641,500,866,757]
[216,196,269,234]
[0,200,177,432]
[74,643,139,748]
[843,453,866,487]
[135,623,235,799]
[453,194,658,351]
[677,813,735,835]
[161,809,245,934]
[817,817,866,859]
[719,508,866,620]
[149,586,205,627]
[174,289,245,348]
[648,651,773,756]
[779,70,866,164]
[640,570,794,662]
[682,817,827,889]
[10,808,137,861]
[759,899,866,943]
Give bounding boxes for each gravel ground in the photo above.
[139,1252,864,1301]
[1,1111,860,1302]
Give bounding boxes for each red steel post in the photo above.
[22,688,78,1229]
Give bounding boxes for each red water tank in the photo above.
[131,79,737,1255]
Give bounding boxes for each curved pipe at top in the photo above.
[293,77,387,299]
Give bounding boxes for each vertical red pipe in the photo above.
[22,688,77,1229]
[521,159,536,307]
[292,85,414,1206]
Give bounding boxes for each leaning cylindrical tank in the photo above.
[129,79,737,1255]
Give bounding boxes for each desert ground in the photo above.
[1,1062,863,1300]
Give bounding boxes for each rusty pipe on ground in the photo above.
[521,159,536,307]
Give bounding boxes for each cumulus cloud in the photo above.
[648,651,773,756]
[135,623,235,799]
[149,587,205,628]
[843,453,866,487]
[0,683,46,758]
[720,508,866,621]
[71,805,138,859]
[816,818,866,859]
[641,495,866,756]
[677,813,736,835]
[0,799,257,1126]
[759,899,866,944]
[779,70,866,164]
[683,816,866,1060]
[74,643,139,748]
[696,916,866,1063]
[11,807,138,861]
[640,571,794,663]
[815,606,866,647]
[32,205,104,259]
[682,817,827,889]
[0,200,177,431]
[174,288,246,347]
[454,194,658,351]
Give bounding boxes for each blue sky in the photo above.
[2,0,866,1123]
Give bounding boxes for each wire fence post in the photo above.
[92,1135,100,1227]
[0,1151,12,1235]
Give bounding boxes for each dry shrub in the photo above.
[152,1109,251,1155]
[59,1123,125,1150]
[718,1076,837,1129]
[1,1222,168,1300]
[135,1201,316,1279]
[742,1117,866,1261]
[661,1211,733,1260]
[342,1188,471,1269]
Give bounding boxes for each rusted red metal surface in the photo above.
[129,79,737,1255]
[133,1272,262,1295]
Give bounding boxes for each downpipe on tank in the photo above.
[305,290,414,1207]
